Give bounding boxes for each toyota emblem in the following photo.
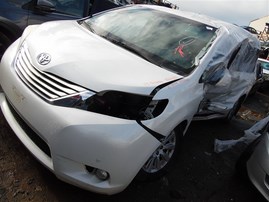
[37,53,51,65]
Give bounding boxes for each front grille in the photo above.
[14,43,86,101]
[7,100,51,157]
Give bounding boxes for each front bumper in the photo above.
[0,41,160,195]
[247,134,269,201]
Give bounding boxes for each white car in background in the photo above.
[236,116,269,201]
[0,5,260,194]
[259,58,269,88]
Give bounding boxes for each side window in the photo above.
[7,0,31,6]
[49,0,85,17]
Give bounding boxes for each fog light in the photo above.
[95,169,109,180]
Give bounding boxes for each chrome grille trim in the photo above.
[14,43,87,101]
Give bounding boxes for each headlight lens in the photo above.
[53,90,168,120]
[53,91,95,109]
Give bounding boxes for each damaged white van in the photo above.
[0,5,260,194]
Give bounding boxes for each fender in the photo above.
[0,16,23,41]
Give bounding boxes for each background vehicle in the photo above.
[260,46,269,60]
[260,41,269,48]
[258,58,269,91]
[236,116,269,201]
[241,26,259,35]
[0,0,119,59]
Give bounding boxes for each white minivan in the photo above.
[0,5,260,195]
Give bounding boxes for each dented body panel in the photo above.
[193,26,259,119]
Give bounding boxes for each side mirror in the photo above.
[199,63,225,85]
[36,0,56,12]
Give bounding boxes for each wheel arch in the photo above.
[174,120,188,137]
[226,94,247,121]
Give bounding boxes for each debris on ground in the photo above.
[214,115,269,153]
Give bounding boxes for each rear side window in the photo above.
[228,40,259,73]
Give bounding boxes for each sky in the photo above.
[168,0,269,26]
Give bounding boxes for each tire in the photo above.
[136,129,183,181]
[0,32,12,60]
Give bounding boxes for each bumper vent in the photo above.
[7,100,51,157]
[14,43,86,101]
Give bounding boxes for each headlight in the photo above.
[53,90,168,120]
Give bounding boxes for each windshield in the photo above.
[84,7,217,75]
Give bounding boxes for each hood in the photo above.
[24,21,182,95]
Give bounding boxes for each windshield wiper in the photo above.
[81,21,96,33]
[102,35,152,63]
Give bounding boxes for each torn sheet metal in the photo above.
[195,24,260,119]
[214,115,269,153]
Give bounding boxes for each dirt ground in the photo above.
[1,92,269,202]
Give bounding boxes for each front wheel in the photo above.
[136,129,182,181]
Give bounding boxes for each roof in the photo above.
[135,5,260,49]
